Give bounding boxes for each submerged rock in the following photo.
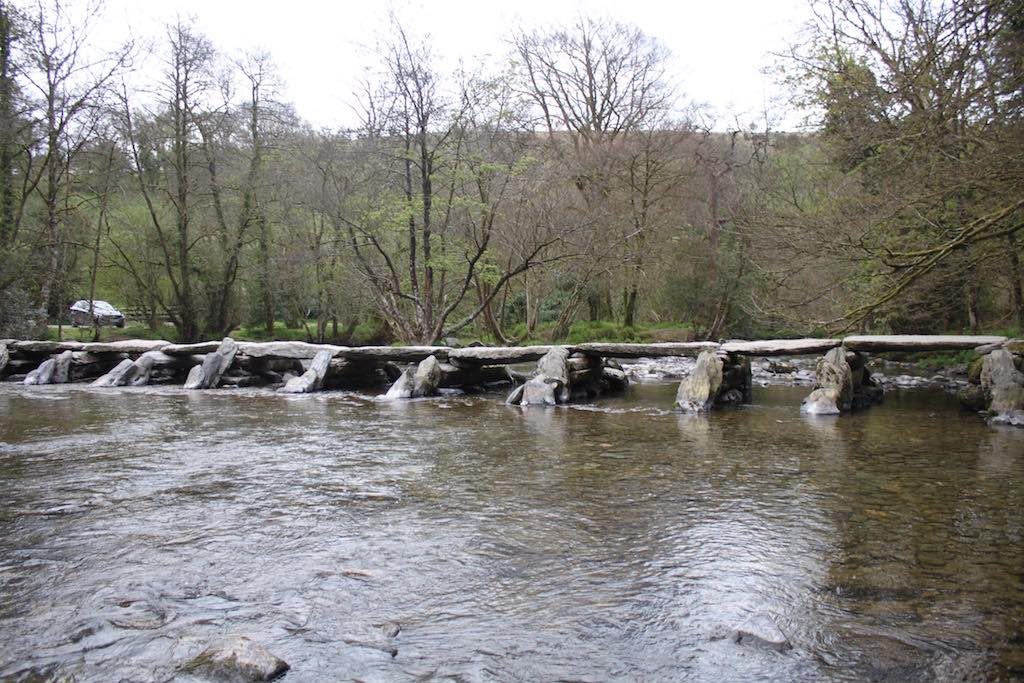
[183,636,289,681]
[731,612,792,652]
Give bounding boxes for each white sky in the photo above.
[95,0,814,131]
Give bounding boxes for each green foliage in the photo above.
[503,320,696,345]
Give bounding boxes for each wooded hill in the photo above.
[0,0,1021,344]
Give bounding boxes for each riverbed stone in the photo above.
[731,612,792,652]
[675,350,724,412]
[183,636,289,681]
[980,349,1024,426]
[0,341,9,376]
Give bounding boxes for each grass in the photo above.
[47,318,389,345]
[498,320,696,345]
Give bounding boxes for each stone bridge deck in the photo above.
[6,334,1008,362]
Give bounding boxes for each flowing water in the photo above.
[0,380,1022,681]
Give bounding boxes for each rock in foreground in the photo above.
[183,636,289,681]
[731,612,792,652]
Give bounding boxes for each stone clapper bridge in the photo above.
[1,335,1021,426]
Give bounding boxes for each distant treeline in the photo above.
[0,0,1021,343]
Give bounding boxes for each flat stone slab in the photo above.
[79,339,171,354]
[721,338,842,356]
[342,346,451,362]
[575,342,719,358]
[843,335,1006,352]
[237,341,345,359]
[448,346,554,365]
[12,340,84,353]
[161,341,223,356]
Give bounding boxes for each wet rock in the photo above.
[47,350,73,384]
[764,359,796,374]
[91,351,170,387]
[183,364,205,390]
[279,349,333,394]
[731,612,792,652]
[0,341,7,376]
[183,636,289,681]
[184,337,237,390]
[505,382,526,405]
[675,350,723,413]
[382,355,443,400]
[23,357,56,385]
[506,346,571,406]
[957,384,988,412]
[520,375,557,405]
[412,354,442,397]
[91,358,136,387]
[383,367,415,400]
[801,347,853,415]
[981,349,1024,426]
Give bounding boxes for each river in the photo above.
[1,380,1022,681]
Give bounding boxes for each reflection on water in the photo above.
[0,382,1022,681]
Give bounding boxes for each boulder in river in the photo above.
[23,357,56,385]
[0,341,8,376]
[521,375,558,405]
[980,349,1024,426]
[183,636,289,681]
[184,337,238,390]
[51,350,73,384]
[506,346,571,406]
[382,355,442,399]
[279,349,333,394]
[91,358,136,387]
[412,354,442,397]
[675,350,723,413]
[801,347,853,415]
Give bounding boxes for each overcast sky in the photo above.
[96,0,814,131]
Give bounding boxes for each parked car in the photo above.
[69,300,125,327]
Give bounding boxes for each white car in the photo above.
[69,300,126,327]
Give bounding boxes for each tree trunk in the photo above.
[1008,232,1024,329]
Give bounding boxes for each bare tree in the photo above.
[16,0,131,320]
